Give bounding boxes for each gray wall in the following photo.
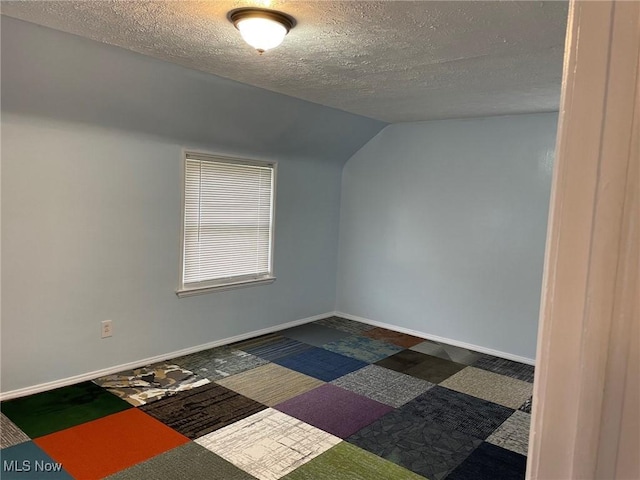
[336,114,557,360]
[0,17,384,392]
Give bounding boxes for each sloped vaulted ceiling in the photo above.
[1,1,568,123]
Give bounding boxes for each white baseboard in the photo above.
[334,311,536,366]
[0,312,331,401]
[0,310,535,400]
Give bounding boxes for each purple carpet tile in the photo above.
[275,384,393,438]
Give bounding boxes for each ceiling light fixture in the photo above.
[228,8,296,54]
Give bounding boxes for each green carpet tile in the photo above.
[283,442,426,480]
[0,381,131,438]
[106,442,257,480]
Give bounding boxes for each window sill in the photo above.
[176,277,276,298]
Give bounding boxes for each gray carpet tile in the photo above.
[486,410,531,456]
[229,333,286,352]
[0,413,30,448]
[314,316,376,335]
[171,347,269,381]
[410,340,486,365]
[332,365,433,407]
[401,386,514,440]
[347,408,482,480]
[473,356,535,383]
[280,323,352,347]
[106,442,257,480]
[242,337,314,361]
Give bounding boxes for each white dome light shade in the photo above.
[229,8,296,54]
[237,17,287,52]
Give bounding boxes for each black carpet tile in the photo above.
[375,350,431,372]
[140,383,266,439]
[445,442,526,480]
[348,408,481,480]
[473,357,535,383]
[401,386,514,440]
[376,351,466,384]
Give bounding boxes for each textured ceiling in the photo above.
[0,1,568,123]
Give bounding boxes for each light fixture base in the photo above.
[228,7,296,53]
[228,8,296,33]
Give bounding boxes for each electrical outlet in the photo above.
[101,320,113,338]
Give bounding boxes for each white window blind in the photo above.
[180,152,275,294]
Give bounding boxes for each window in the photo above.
[177,152,276,297]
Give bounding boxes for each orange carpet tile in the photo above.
[34,408,189,479]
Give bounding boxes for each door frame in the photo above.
[527,1,639,478]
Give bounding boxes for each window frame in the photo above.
[176,150,277,298]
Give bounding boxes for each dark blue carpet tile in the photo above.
[472,357,535,383]
[273,347,368,382]
[401,386,514,440]
[243,337,314,362]
[0,441,74,479]
[445,442,526,480]
[347,409,481,480]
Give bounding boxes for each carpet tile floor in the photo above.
[331,364,434,408]
[216,363,324,406]
[195,408,341,480]
[362,327,425,349]
[283,441,425,480]
[1,316,534,479]
[239,336,314,362]
[439,367,533,409]
[92,363,211,406]
[170,347,269,381]
[272,346,368,382]
[139,383,267,439]
[275,383,394,438]
[485,410,531,456]
[322,335,404,363]
[410,340,486,366]
[377,350,468,383]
